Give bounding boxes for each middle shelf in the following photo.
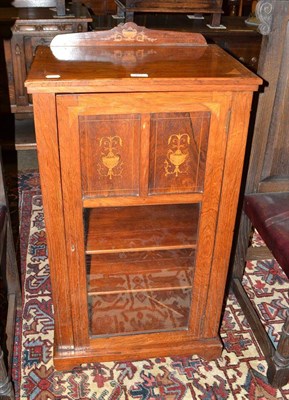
[85,203,200,254]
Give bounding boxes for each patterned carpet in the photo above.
[11,172,289,399]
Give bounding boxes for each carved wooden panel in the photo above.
[149,111,210,195]
[4,6,91,113]
[79,114,141,197]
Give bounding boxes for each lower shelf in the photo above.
[88,288,192,337]
[86,248,195,337]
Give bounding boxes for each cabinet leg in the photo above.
[267,315,289,388]
[0,348,14,400]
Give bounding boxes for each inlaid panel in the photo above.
[79,114,141,197]
[149,111,210,195]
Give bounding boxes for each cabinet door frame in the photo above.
[55,91,232,356]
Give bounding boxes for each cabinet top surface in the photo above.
[25,23,261,93]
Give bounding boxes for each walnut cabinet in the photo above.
[25,23,261,370]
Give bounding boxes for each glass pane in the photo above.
[88,289,192,337]
[85,204,200,338]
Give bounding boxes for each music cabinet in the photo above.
[25,23,260,370]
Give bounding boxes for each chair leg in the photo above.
[267,313,289,388]
[0,347,14,400]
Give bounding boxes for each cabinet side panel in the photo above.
[57,95,90,349]
[32,93,74,349]
[203,92,253,337]
[189,94,232,337]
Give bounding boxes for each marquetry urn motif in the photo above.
[165,133,191,177]
[98,135,123,180]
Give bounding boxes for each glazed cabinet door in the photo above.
[56,91,232,358]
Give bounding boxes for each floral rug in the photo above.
[12,172,289,399]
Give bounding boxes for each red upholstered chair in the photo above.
[243,192,289,388]
[0,150,20,399]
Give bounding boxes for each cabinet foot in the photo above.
[53,336,223,371]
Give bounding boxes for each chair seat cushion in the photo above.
[244,192,289,278]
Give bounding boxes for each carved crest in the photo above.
[100,23,157,43]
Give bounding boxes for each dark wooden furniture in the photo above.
[0,150,21,399]
[1,4,92,115]
[115,0,223,27]
[82,0,117,14]
[232,0,289,388]
[25,22,260,370]
[138,15,262,71]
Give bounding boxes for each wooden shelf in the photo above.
[83,193,203,208]
[87,248,195,294]
[85,204,200,254]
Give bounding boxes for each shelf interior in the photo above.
[86,246,196,337]
[85,203,200,254]
[85,203,198,337]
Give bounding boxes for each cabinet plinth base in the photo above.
[53,336,223,371]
